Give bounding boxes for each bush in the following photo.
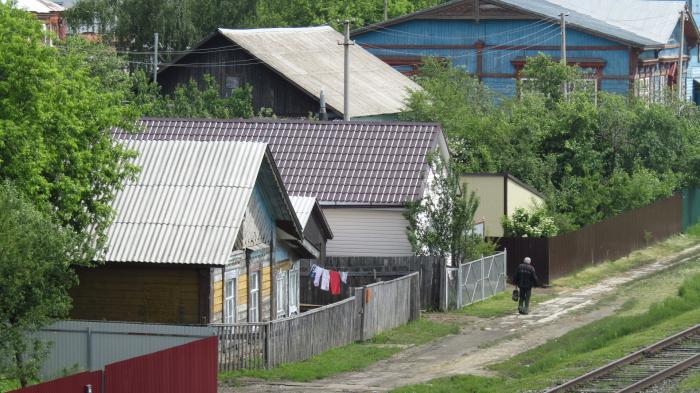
[501,207,558,238]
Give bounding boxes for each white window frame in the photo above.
[288,268,299,315]
[224,278,236,324]
[276,271,286,318]
[249,272,259,322]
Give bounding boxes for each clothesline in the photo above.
[310,264,348,295]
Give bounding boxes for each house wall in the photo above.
[323,208,414,256]
[70,264,209,324]
[353,17,649,96]
[506,177,545,216]
[157,33,327,118]
[461,175,505,237]
[303,212,327,260]
[210,181,301,324]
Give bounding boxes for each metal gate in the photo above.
[452,251,507,309]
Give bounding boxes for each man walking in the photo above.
[513,257,540,315]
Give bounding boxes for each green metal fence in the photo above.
[683,188,700,232]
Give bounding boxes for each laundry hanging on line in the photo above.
[310,264,349,294]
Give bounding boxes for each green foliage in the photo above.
[405,55,700,230]
[404,154,489,263]
[0,183,87,387]
[67,0,446,58]
[0,4,139,246]
[135,73,254,119]
[501,207,558,238]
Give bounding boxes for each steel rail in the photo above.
[616,353,700,393]
[543,324,700,393]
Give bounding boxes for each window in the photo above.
[249,272,259,322]
[276,271,287,318]
[224,279,236,324]
[225,76,241,97]
[288,269,299,315]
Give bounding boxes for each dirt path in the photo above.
[219,245,700,393]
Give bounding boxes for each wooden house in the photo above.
[289,196,334,262]
[461,173,545,237]
[133,118,449,258]
[351,0,700,100]
[70,137,310,324]
[156,26,421,120]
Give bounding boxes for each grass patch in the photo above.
[456,290,555,318]
[553,232,700,289]
[0,378,20,393]
[394,271,700,393]
[676,372,700,392]
[393,375,507,393]
[219,319,457,384]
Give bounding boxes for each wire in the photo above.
[358,18,553,41]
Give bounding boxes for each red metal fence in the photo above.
[10,337,217,393]
[495,194,684,283]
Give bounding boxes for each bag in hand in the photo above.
[512,289,519,301]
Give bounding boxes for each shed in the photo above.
[70,138,306,324]
[461,173,545,237]
[157,26,421,119]
[127,118,449,257]
[352,0,700,100]
[289,196,334,261]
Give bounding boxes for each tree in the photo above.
[501,207,558,238]
[0,183,88,387]
[405,155,491,263]
[0,4,139,248]
[134,72,254,119]
[66,0,446,59]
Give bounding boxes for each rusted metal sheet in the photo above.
[105,336,218,393]
[10,371,102,393]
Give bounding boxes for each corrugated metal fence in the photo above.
[497,193,685,283]
[10,337,217,393]
[215,272,421,371]
[34,320,216,379]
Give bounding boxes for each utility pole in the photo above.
[153,32,159,83]
[678,10,686,100]
[339,20,355,121]
[384,0,388,21]
[560,13,567,65]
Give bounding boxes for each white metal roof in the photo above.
[499,0,686,47]
[5,0,64,13]
[102,140,268,265]
[217,26,422,118]
[289,196,317,230]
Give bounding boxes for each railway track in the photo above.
[544,324,700,393]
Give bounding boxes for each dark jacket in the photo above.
[513,263,540,289]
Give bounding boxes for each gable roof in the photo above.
[175,26,421,118]
[115,118,446,207]
[102,139,301,265]
[289,195,333,239]
[353,0,698,49]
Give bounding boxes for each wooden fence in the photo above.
[300,256,445,310]
[214,273,421,371]
[495,193,684,283]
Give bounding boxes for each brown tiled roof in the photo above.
[115,118,445,206]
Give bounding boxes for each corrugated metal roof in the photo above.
[353,0,692,48]
[289,196,316,230]
[102,140,268,265]
[217,26,422,118]
[499,0,685,47]
[4,0,64,13]
[115,118,445,206]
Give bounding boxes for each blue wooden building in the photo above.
[352,0,700,100]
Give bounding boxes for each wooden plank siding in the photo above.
[70,264,209,324]
[157,33,326,118]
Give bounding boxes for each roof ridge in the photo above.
[137,117,442,127]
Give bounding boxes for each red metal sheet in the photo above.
[10,370,102,393]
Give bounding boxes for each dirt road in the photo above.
[220,244,700,393]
